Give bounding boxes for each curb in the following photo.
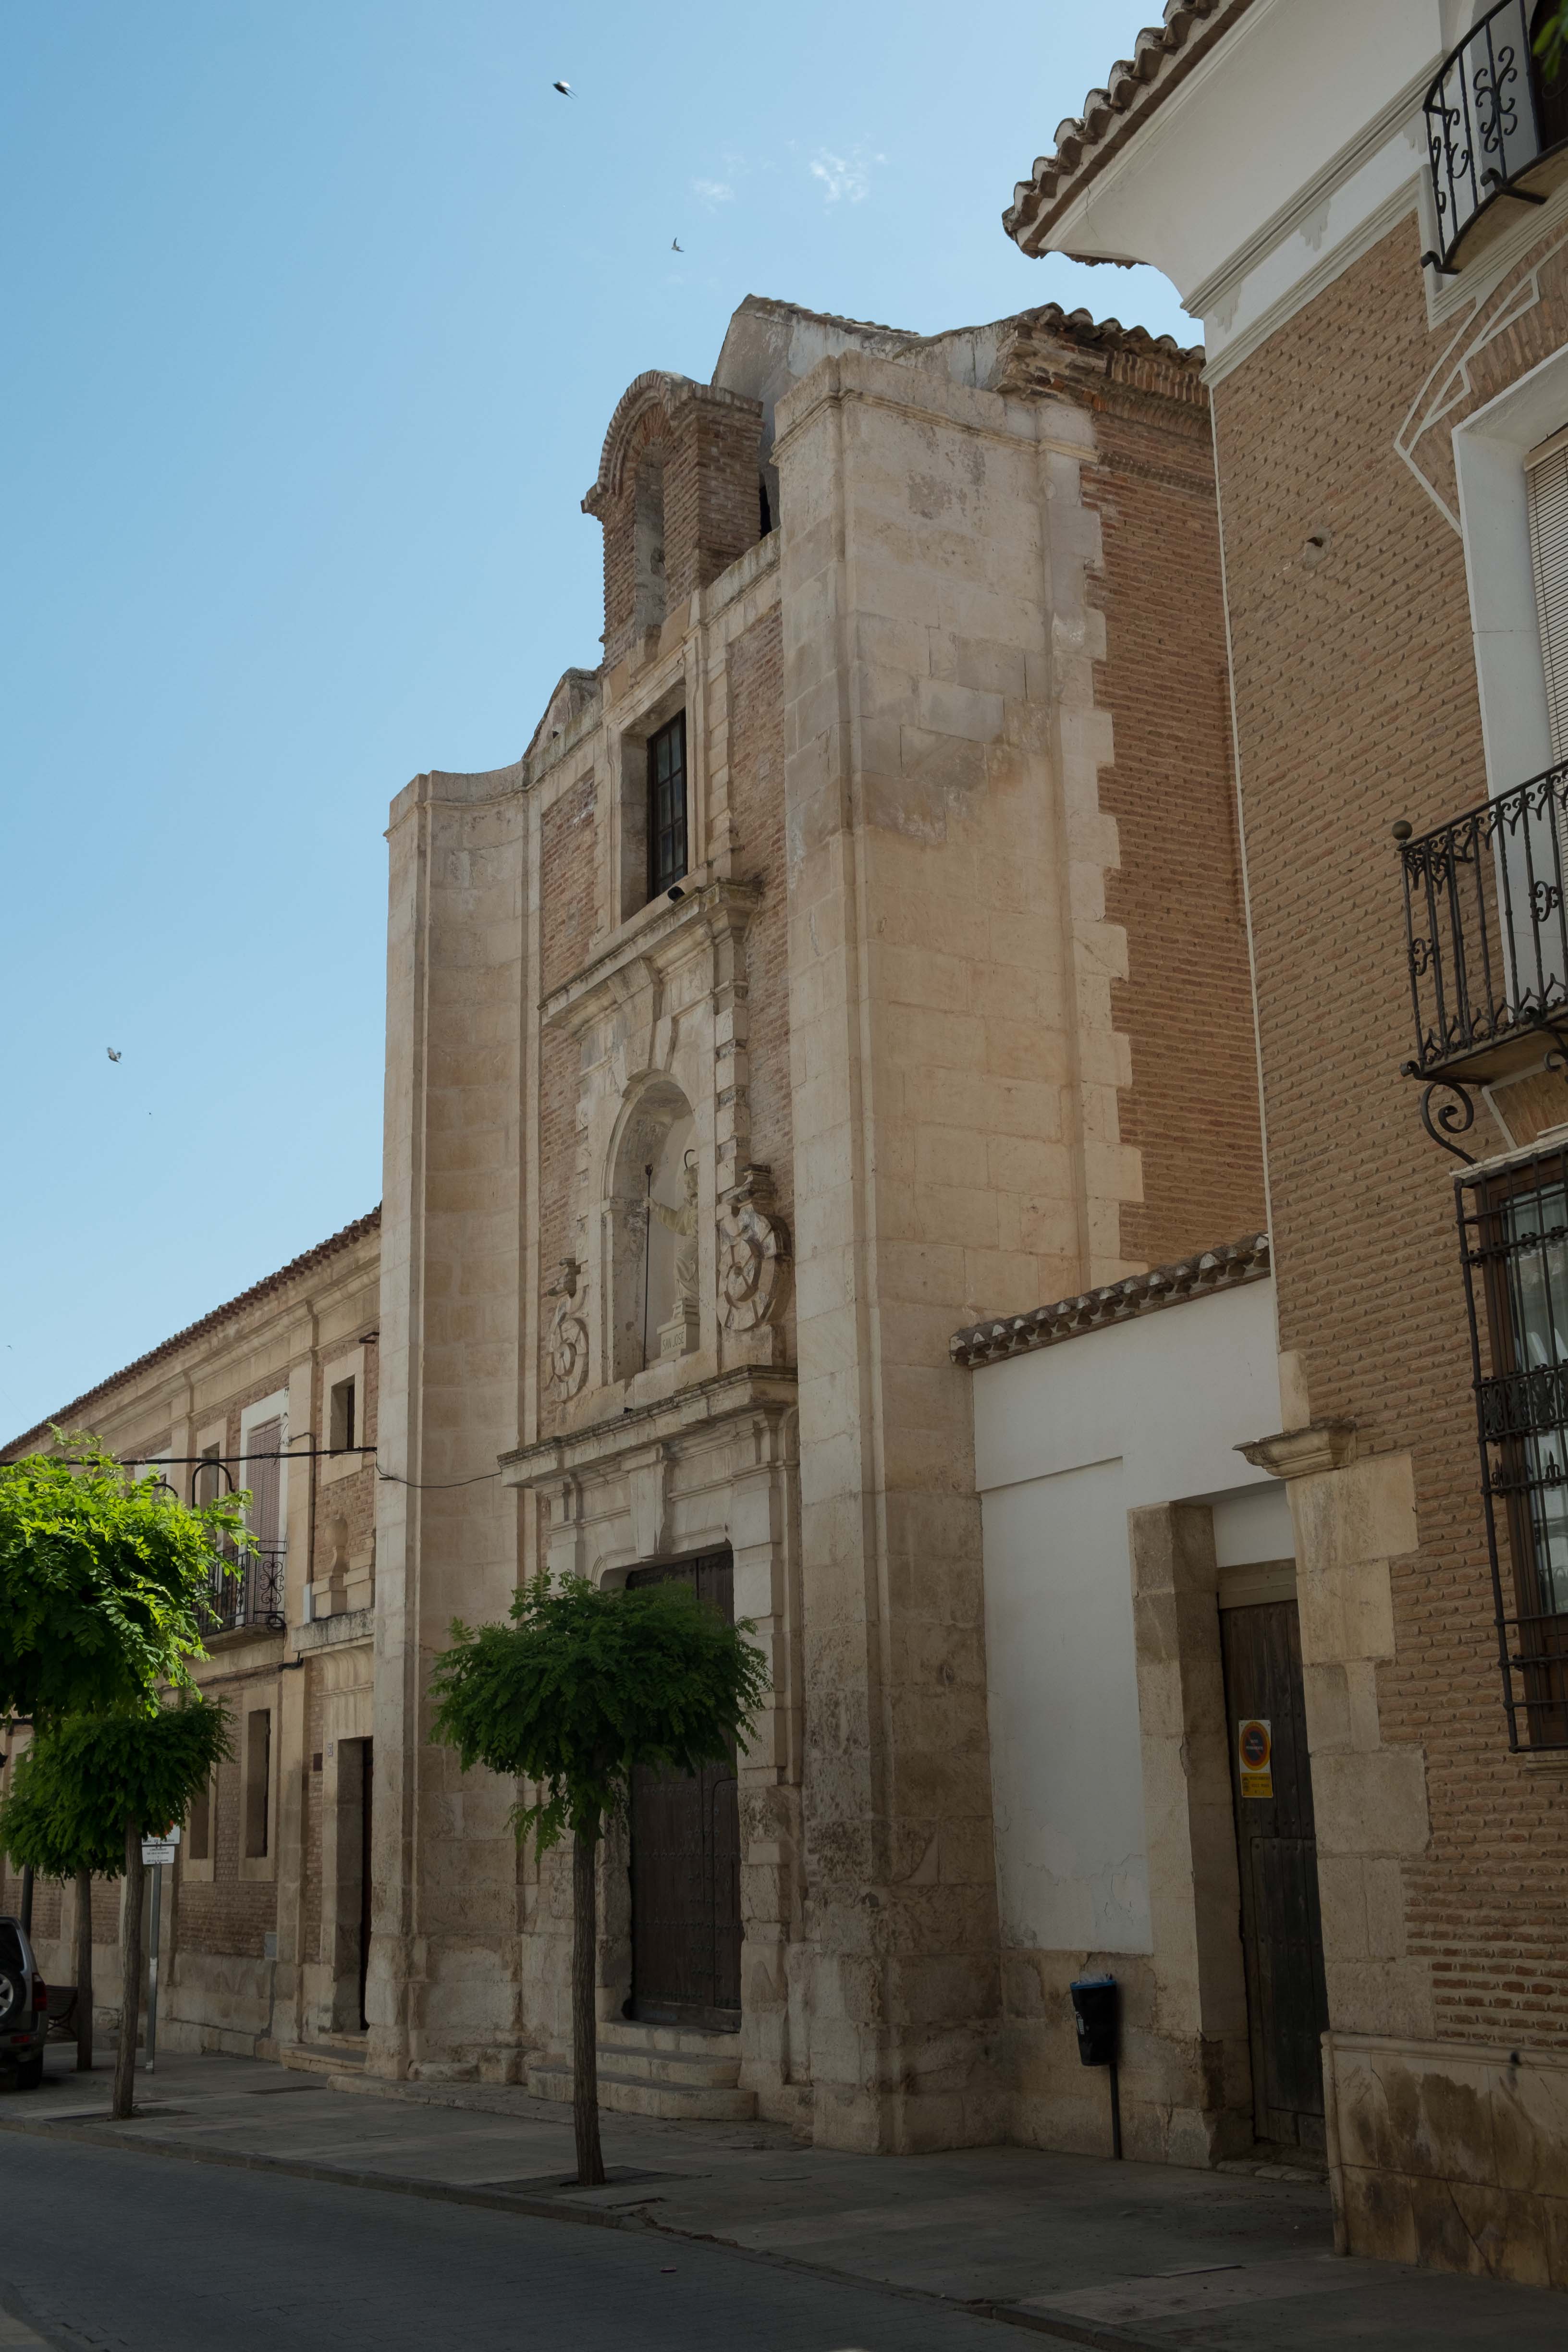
[0,2112,1163,2349]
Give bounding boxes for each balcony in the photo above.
[1398,761,1568,1101]
[1424,0,1568,273]
[203,1544,287,1637]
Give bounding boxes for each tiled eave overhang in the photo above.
[1004,0,1256,259]
[951,1233,1270,1369]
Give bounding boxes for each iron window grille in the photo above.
[1398,759,1568,1092]
[1423,0,1564,275]
[647,712,688,901]
[202,1542,287,1636]
[1459,1144,1568,1748]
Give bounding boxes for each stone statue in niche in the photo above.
[545,1258,590,1399]
[717,1166,790,1333]
[650,1153,700,1360]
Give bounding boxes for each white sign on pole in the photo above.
[141,1839,177,1867]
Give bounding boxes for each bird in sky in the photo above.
[672,238,683,252]
[552,79,574,97]
[107,1047,122,1062]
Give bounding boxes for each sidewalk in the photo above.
[3,2045,1563,2348]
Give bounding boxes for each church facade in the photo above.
[366,292,1265,2146]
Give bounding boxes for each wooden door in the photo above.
[627,1552,742,2030]
[1219,1597,1330,2151]
[357,1739,374,2033]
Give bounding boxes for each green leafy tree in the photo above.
[0,1434,245,2084]
[0,1437,248,1727]
[432,1575,769,2184]
[0,1701,231,2115]
[1537,3,1568,84]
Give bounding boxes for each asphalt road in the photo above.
[0,2135,1012,2352]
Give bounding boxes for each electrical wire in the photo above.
[104,1450,503,1493]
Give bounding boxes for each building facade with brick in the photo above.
[5,291,1264,2152]
[0,1211,381,2060]
[1009,0,1568,2288]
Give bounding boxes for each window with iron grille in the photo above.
[647,713,687,902]
[1459,1143,1568,1747]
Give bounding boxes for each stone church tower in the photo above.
[370,293,1263,2147]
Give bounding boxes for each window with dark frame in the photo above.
[1460,1144,1568,1748]
[330,1376,357,1456]
[647,713,688,901]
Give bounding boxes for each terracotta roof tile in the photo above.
[950,1232,1270,1367]
[1004,0,1256,257]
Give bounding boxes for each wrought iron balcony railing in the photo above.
[202,1543,287,1636]
[1423,0,1563,272]
[1398,762,1568,1118]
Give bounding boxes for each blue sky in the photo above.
[1,0,1189,1440]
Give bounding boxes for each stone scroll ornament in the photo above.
[544,1258,590,1399]
[716,1171,790,1333]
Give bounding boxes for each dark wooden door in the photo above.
[357,1739,373,2033]
[1219,1597,1330,2151]
[627,1552,742,2030]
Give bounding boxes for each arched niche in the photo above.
[634,450,668,635]
[604,1078,696,1381]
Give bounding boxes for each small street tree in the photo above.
[0,1436,246,2095]
[432,1574,769,2186]
[0,1737,121,2073]
[0,1437,246,1727]
[0,1701,231,2116]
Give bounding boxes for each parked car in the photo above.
[0,1915,49,2089]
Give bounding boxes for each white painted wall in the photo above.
[974,1279,1285,1958]
[1038,0,1452,379]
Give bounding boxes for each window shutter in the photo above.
[1528,432,1568,762]
[245,1416,283,1548]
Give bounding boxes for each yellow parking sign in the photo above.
[1237,1717,1273,1799]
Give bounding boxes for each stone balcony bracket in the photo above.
[1237,1421,1359,1481]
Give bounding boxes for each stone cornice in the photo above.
[1237,1421,1358,1480]
[950,1233,1269,1368]
[541,878,761,1037]
[500,1366,797,1489]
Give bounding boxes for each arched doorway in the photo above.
[625,1550,742,2031]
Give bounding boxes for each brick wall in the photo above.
[1213,211,1568,2045]
[1087,379,1266,1265]
[596,385,765,666]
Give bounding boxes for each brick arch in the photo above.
[582,371,695,516]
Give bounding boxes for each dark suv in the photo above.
[0,1915,48,2089]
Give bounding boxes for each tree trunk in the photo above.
[74,1867,93,2072]
[571,1823,605,2186]
[112,1821,144,2120]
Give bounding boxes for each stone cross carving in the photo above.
[717,1168,789,1332]
[544,1258,589,1399]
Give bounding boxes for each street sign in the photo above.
[141,1839,177,1867]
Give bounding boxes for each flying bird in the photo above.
[107,1047,122,1062]
[552,78,574,97]
[672,239,683,252]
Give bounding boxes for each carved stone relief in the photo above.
[717,1167,790,1333]
[545,1258,590,1399]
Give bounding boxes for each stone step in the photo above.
[279,2037,369,2074]
[598,2019,741,2059]
[526,2055,756,2122]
